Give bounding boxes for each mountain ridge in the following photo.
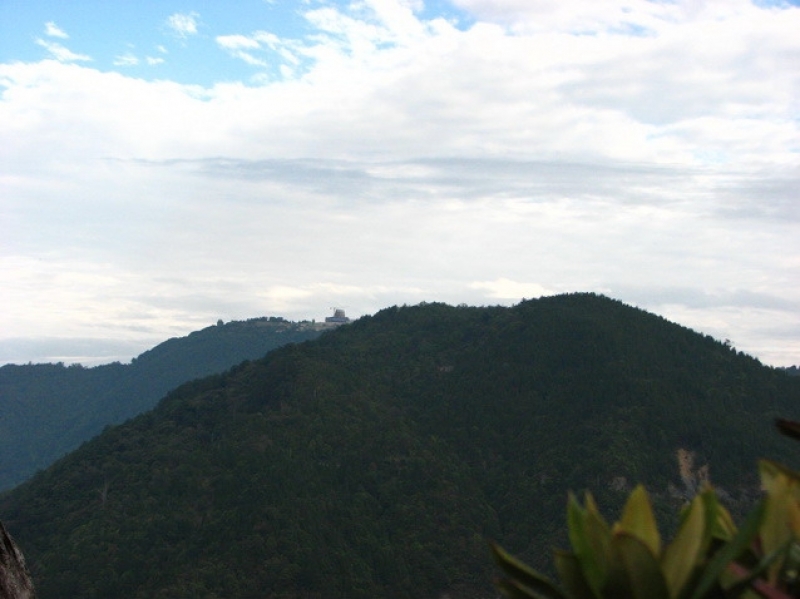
[2,293,799,598]
[0,317,328,491]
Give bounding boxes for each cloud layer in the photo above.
[1,0,798,366]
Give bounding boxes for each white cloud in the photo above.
[34,39,91,62]
[114,53,139,67]
[217,34,262,50]
[6,2,797,169]
[471,279,556,300]
[449,0,752,34]
[217,34,270,66]
[216,31,303,72]
[166,12,200,39]
[44,21,69,39]
[2,0,799,366]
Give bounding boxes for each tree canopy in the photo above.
[2,294,799,598]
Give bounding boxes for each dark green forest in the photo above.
[0,317,324,491]
[2,294,799,599]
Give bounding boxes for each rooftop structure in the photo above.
[325,308,351,324]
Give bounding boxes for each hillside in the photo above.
[0,317,325,491]
[2,294,799,599]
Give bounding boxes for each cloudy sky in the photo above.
[1,0,798,367]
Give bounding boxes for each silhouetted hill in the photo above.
[2,294,799,599]
[0,317,325,491]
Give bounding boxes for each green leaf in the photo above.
[761,459,800,490]
[554,550,597,599]
[661,495,706,598]
[615,485,661,557]
[615,533,670,599]
[689,499,766,599]
[568,492,587,553]
[582,494,615,595]
[758,464,800,582]
[491,543,567,599]
[700,490,737,543]
[567,493,608,595]
[781,539,800,593]
[723,543,794,599]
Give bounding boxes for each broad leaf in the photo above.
[568,493,611,595]
[615,533,670,599]
[491,543,567,599]
[554,550,597,599]
[614,485,661,557]
[724,550,795,599]
[759,462,800,583]
[689,499,766,599]
[699,489,737,543]
[661,495,706,598]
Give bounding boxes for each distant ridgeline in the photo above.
[2,294,800,599]
[0,317,327,491]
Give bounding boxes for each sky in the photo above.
[0,0,798,367]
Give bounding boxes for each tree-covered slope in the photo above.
[0,317,324,491]
[2,294,799,599]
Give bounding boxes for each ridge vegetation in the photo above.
[1,294,799,598]
[0,317,324,491]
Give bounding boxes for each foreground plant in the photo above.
[492,420,800,599]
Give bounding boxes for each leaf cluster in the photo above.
[493,422,800,599]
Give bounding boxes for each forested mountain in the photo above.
[0,317,325,491]
[2,294,799,599]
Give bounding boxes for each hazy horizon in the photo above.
[0,296,795,369]
[2,0,798,367]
